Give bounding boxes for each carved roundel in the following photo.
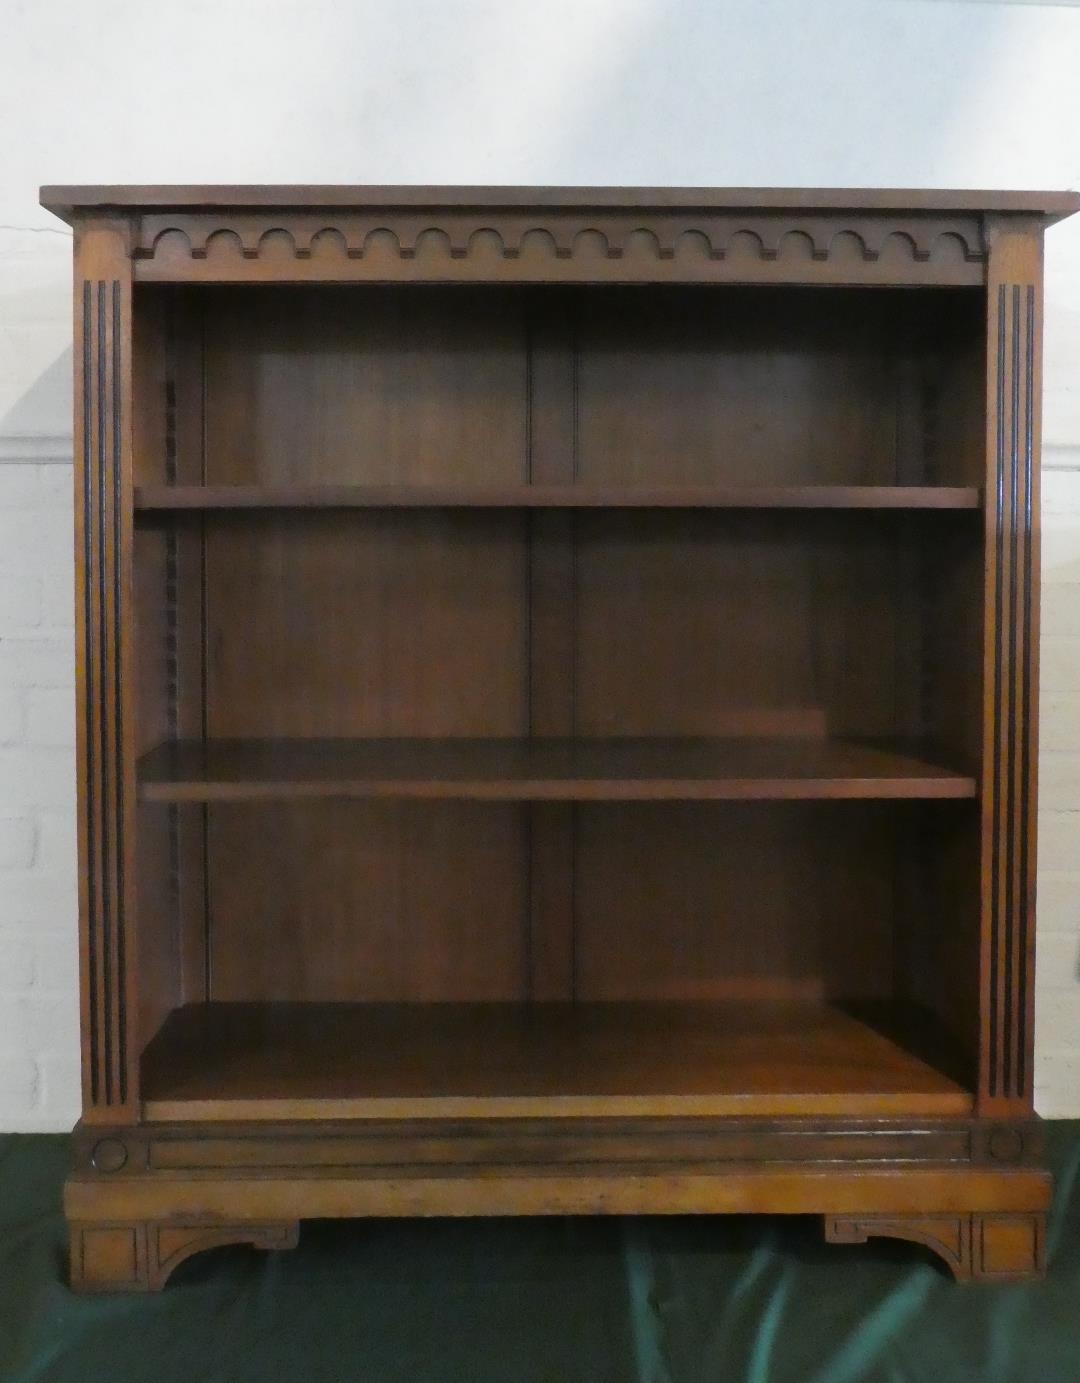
[91,1137,128,1173]
[987,1126,1025,1163]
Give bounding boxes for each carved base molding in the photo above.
[66,1151,1051,1291]
[824,1211,1046,1282]
[69,1219,299,1293]
[68,1209,1047,1290]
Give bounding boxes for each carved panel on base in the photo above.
[824,1212,1045,1282]
[69,1220,299,1293]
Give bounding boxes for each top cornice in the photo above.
[39,184,1080,226]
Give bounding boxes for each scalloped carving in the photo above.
[465,227,506,260]
[674,228,716,262]
[828,229,874,263]
[934,230,974,263]
[253,228,297,259]
[198,227,246,260]
[132,210,987,286]
[879,229,924,262]
[778,228,826,262]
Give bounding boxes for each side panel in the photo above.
[979,218,1043,1115]
[74,220,139,1120]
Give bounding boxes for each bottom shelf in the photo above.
[140,1000,972,1121]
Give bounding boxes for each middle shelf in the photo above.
[137,736,976,803]
[134,483,983,512]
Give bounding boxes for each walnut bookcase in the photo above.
[42,185,1078,1291]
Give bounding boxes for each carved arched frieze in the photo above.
[132,209,987,285]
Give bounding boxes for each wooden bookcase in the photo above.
[42,185,1078,1290]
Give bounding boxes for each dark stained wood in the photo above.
[66,1164,1050,1228]
[42,195,1067,290]
[40,185,1080,219]
[63,1166,1049,1290]
[69,1219,298,1293]
[824,1211,1046,1283]
[979,220,1044,1118]
[204,801,528,1004]
[140,1000,973,1121]
[573,288,985,488]
[571,509,960,742]
[132,236,990,288]
[525,299,579,1002]
[74,223,139,1122]
[199,287,529,488]
[136,735,976,802]
[148,283,988,490]
[77,1116,1009,1174]
[573,802,906,1005]
[200,514,528,739]
[130,294,187,1060]
[135,483,982,511]
[166,294,214,1005]
[52,185,1073,1289]
[189,284,532,1012]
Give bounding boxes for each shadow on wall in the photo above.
[1,349,73,443]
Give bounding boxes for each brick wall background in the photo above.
[0,427,79,1127]
[2,0,1079,1128]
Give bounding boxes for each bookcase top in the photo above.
[40,184,1080,224]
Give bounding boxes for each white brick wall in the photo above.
[0,444,79,1131]
[1035,462,1080,1116]
[3,0,1080,1128]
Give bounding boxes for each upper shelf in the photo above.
[137,736,976,803]
[134,484,982,513]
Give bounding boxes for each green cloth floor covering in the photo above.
[3,1125,1080,1383]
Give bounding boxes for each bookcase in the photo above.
[42,185,1078,1290]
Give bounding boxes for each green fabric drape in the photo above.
[3,1125,1079,1383]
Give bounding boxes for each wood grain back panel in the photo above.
[203,511,528,737]
[574,287,984,488]
[573,801,901,1003]
[190,284,534,1001]
[195,278,533,991]
[205,802,528,1002]
[134,279,987,1031]
[572,510,946,740]
[199,509,529,1001]
[201,286,529,486]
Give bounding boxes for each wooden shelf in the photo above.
[134,483,982,512]
[137,736,976,803]
[141,1000,973,1122]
